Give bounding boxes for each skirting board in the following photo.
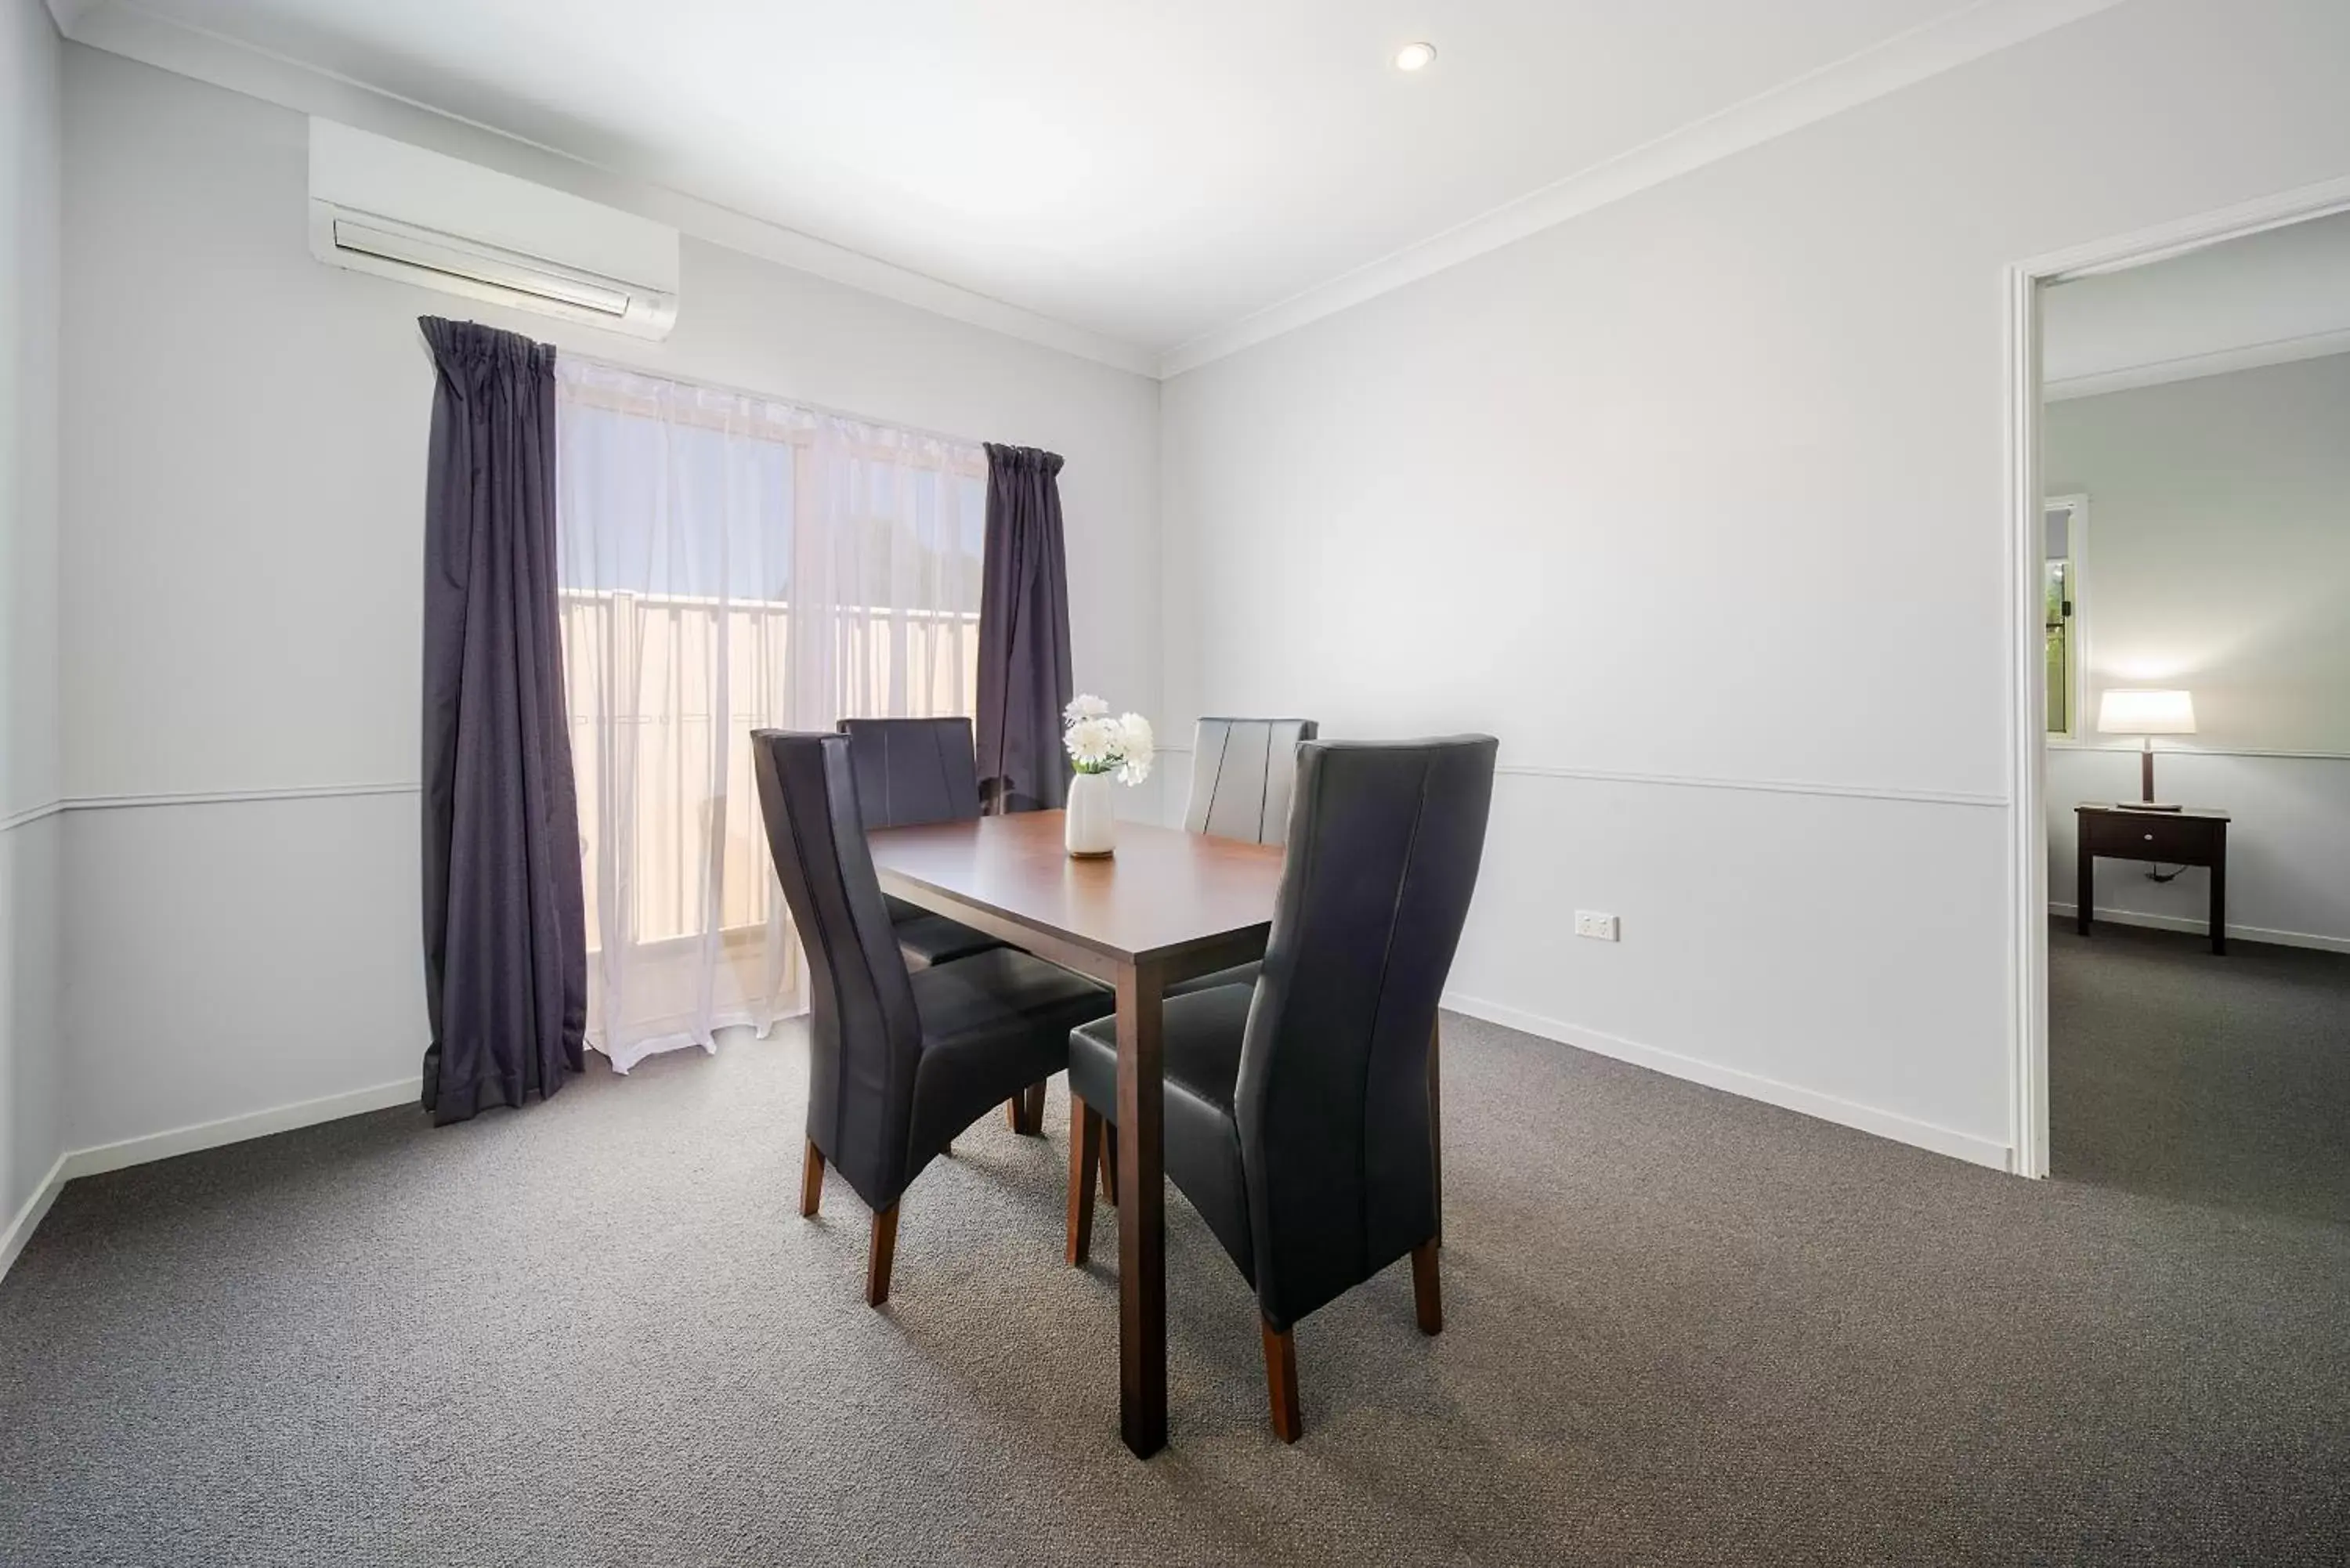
[1,1077,420,1285]
[1441,992,2012,1173]
[0,1154,71,1286]
[2047,902,2350,956]
[62,1077,423,1180]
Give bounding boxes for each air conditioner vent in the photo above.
[308,120,678,339]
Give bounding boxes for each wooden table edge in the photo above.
[870,865,1271,988]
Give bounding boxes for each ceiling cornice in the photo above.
[42,0,103,35]
[57,0,2134,383]
[2045,325,2350,402]
[54,1,1163,378]
[1157,0,2131,378]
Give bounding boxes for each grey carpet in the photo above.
[2052,918,2350,1225]
[2,976,2344,1566]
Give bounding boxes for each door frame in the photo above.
[2001,174,2350,1177]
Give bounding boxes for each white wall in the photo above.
[2044,352,2350,948]
[2,0,65,1248]
[1159,0,2350,1169]
[2042,208,2350,397]
[58,47,1161,1155]
[2048,354,2350,754]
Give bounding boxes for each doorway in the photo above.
[2007,181,2350,1183]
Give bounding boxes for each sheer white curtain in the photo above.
[555,358,986,1071]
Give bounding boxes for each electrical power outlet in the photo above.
[1574,910,1620,941]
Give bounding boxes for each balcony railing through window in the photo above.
[559,587,981,952]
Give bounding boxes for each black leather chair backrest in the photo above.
[1184,717,1319,845]
[751,730,926,1209]
[838,717,983,829]
[1235,736,1499,1329]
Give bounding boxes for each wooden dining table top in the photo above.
[865,808,1285,973]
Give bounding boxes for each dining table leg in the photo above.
[1115,957,1168,1458]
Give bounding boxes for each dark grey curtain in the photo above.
[418,317,586,1125]
[974,443,1074,814]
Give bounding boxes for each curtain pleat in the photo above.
[418,316,588,1125]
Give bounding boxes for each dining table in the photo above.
[864,807,1293,1458]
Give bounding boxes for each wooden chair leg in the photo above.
[865,1202,901,1308]
[1066,1096,1102,1266]
[1099,1122,1119,1204]
[799,1140,825,1219]
[1410,1239,1443,1335]
[1003,1082,1046,1135]
[1260,1317,1303,1443]
[1428,1017,1443,1248]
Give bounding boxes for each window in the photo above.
[554,358,987,1069]
[2044,494,2087,738]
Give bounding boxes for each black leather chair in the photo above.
[1065,735,1498,1440]
[837,717,1007,972]
[752,730,1115,1306]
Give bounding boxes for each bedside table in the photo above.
[2074,804,2229,955]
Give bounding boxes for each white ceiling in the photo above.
[59,0,2120,371]
[2044,207,2350,399]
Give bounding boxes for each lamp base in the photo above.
[2116,800,2184,812]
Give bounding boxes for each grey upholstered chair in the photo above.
[837,717,1006,971]
[1164,717,1318,1006]
[1182,717,1319,845]
[1066,736,1498,1440]
[752,730,1113,1306]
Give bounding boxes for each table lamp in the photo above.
[2097,688,2195,811]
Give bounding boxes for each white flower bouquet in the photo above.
[1060,695,1152,857]
[1062,695,1155,786]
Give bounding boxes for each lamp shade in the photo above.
[2097,688,2196,735]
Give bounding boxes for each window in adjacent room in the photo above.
[2044,494,2087,738]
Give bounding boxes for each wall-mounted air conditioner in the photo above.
[308,119,679,340]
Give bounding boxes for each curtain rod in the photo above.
[562,349,991,455]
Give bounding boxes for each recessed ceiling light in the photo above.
[1394,42,1437,72]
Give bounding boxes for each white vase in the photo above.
[1065,771,1117,858]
